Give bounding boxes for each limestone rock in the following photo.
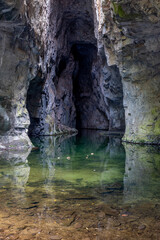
[93,0,160,144]
[0,0,38,148]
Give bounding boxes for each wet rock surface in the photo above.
[94,0,160,144]
[0,0,39,147]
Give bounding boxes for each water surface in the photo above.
[0,130,160,240]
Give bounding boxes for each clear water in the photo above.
[0,130,160,240]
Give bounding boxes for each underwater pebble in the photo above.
[50,236,62,240]
[67,157,71,160]
[98,212,105,218]
[74,222,82,229]
[91,153,94,155]
[138,225,146,230]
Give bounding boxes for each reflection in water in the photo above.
[0,148,31,189]
[124,144,160,202]
[0,131,160,240]
[29,131,125,202]
[0,148,31,216]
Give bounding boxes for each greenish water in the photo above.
[0,130,160,240]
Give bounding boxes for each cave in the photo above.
[0,0,159,145]
[26,41,110,135]
[71,43,99,130]
[26,70,47,136]
[26,0,125,136]
[1,0,160,239]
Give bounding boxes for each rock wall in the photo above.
[94,0,160,144]
[0,0,38,149]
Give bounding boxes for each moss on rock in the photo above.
[112,2,142,20]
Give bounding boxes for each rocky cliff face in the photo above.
[0,0,159,148]
[0,0,38,149]
[94,0,160,144]
[26,0,112,135]
[45,0,109,131]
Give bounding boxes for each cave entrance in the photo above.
[26,41,109,137]
[54,42,109,132]
[26,0,125,137]
[26,71,47,136]
[71,43,108,130]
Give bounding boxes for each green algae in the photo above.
[112,2,142,20]
[123,106,160,144]
[112,2,126,18]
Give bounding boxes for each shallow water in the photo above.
[0,130,160,240]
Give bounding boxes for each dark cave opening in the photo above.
[26,71,47,136]
[71,43,101,130]
[53,41,109,132]
[26,42,110,136]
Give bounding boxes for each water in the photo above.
[0,130,160,240]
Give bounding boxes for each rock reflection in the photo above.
[99,136,125,198]
[31,133,77,160]
[28,133,77,197]
[0,148,31,189]
[123,143,160,203]
[28,131,126,204]
[0,148,31,209]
